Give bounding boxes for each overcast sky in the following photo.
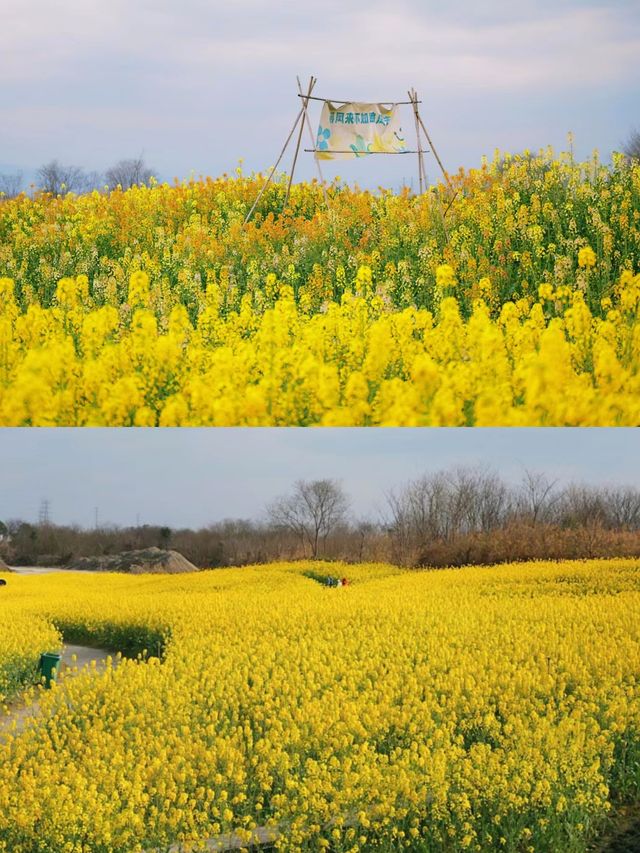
[2,0,639,189]
[0,429,638,528]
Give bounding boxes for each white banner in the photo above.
[315,102,407,159]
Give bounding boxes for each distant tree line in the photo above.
[383,468,640,566]
[0,156,156,199]
[3,468,640,570]
[623,128,640,163]
[2,127,639,201]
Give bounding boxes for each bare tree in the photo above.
[384,466,510,564]
[354,519,376,561]
[408,472,450,541]
[623,128,640,162]
[383,486,414,565]
[105,156,155,190]
[383,473,450,564]
[444,466,511,535]
[517,469,559,526]
[600,486,640,530]
[0,171,23,199]
[36,160,89,196]
[557,485,608,529]
[83,170,104,193]
[474,469,512,532]
[267,479,350,558]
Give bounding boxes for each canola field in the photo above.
[1,559,640,852]
[1,150,639,426]
[0,613,60,706]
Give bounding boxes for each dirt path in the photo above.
[0,643,117,742]
[1,639,276,851]
[163,826,278,852]
[593,803,640,853]
[5,566,91,575]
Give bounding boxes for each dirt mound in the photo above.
[0,556,12,572]
[65,547,198,574]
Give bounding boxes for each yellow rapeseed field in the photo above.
[1,149,639,425]
[0,612,60,707]
[1,558,639,852]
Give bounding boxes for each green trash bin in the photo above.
[40,652,61,688]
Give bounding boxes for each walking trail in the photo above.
[2,568,274,850]
[0,639,277,851]
[0,643,117,742]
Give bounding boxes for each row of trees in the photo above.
[383,468,640,564]
[624,129,640,162]
[4,467,640,569]
[0,156,156,198]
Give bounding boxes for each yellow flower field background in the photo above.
[1,149,639,425]
[1,558,640,852]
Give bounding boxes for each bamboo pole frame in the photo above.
[297,75,330,212]
[412,103,457,235]
[244,77,452,225]
[408,87,426,195]
[416,110,452,191]
[283,76,315,211]
[297,94,420,105]
[243,106,304,225]
[304,149,423,155]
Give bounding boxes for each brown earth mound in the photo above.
[65,547,198,574]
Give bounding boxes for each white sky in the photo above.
[1,0,639,188]
[0,429,639,528]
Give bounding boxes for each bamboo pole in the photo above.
[416,110,452,190]
[243,107,305,225]
[409,88,425,195]
[410,89,422,194]
[283,76,316,212]
[304,149,423,155]
[297,75,329,212]
[414,103,456,238]
[298,94,420,105]
[415,90,428,190]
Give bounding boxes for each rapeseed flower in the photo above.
[0,149,638,426]
[0,559,639,851]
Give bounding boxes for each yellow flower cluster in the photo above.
[0,148,638,425]
[2,149,637,316]
[2,266,640,425]
[578,246,596,269]
[0,559,639,852]
[0,574,61,706]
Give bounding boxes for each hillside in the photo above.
[1,151,639,426]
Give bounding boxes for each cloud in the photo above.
[3,428,640,528]
[0,1,638,177]
[2,0,638,92]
